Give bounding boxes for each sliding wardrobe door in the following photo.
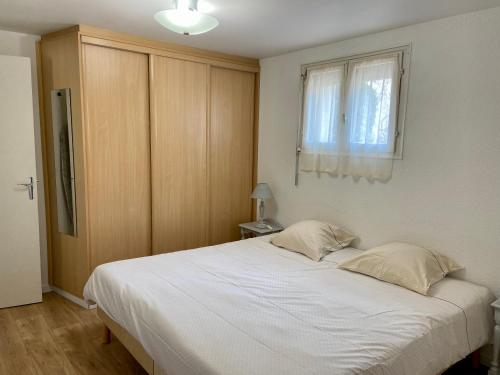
[82,44,151,268]
[150,56,209,254]
[209,67,255,244]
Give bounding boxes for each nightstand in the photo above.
[239,221,283,239]
[490,299,500,375]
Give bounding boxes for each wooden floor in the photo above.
[0,292,488,375]
[0,292,146,375]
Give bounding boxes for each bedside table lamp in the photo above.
[251,183,272,229]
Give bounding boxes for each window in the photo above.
[302,64,345,153]
[297,46,410,183]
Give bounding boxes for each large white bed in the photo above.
[84,236,494,375]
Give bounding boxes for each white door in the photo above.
[0,55,42,308]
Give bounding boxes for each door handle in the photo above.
[17,177,34,200]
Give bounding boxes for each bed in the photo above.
[84,236,495,375]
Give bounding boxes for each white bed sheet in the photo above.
[84,236,494,375]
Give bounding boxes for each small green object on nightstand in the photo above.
[239,221,283,239]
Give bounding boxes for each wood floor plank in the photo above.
[50,294,146,374]
[0,307,28,359]
[61,299,104,343]
[37,293,81,331]
[8,302,42,321]
[15,315,75,375]
[0,308,39,375]
[0,293,147,375]
[99,340,147,375]
[51,323,115,375]
[0,357,41,375]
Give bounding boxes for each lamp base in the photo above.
[255,221,267,229]
[255,199,267,229]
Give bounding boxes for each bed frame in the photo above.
[97,306,481,375]
[97,307,158,374]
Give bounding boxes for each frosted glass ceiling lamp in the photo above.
[154,0,219,36]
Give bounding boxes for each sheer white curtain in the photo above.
[342,54,400,181]
[300,64,344,173]
[300,53,401,182]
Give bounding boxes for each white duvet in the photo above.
[84,236,494,375]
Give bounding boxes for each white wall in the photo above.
[258,7,500,297]
[0,29,49,292]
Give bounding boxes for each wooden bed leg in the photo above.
[471,349,480,369]
[102,325,112,344]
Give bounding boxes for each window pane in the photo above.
[302,65,344,152]
[346,56,399,153]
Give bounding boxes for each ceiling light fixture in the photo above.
[154,0,219,36]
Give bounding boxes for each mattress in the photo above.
[84,236,495,375]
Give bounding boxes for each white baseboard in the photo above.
[42,284,52,293]
[50,285,96,310]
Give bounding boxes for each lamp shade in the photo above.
[251,183,272,200]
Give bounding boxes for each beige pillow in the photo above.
[337,242,463,295]
[271,220,356,261]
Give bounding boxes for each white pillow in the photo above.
[337,242,463,295]
[271,220,356,261]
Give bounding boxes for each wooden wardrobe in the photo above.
[39,25,259,299]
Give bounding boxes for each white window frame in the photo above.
[295,45,411,185]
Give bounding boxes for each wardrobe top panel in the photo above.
[41,24,260,73]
